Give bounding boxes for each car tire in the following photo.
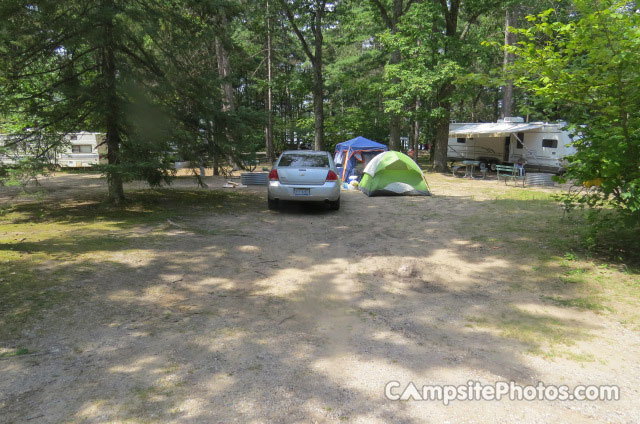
[268,198,278,210]
[328,198,340,211]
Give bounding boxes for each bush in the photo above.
[579,210,640,264]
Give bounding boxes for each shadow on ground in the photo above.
[0,176,632,423]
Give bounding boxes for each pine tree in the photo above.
[1,1,190,202]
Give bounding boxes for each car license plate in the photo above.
[294,188,310,196]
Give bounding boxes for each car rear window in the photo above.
[278,154,329,167]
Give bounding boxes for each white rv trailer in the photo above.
[447,117,577,173]
[55,132,106,168]
[0,132,106,168]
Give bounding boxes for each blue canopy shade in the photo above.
[335,136,387,152]
[334,136,387,181]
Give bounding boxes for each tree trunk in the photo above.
[278,0,325,150]
[432,0,460,173]
[215,35,235,113]
[214,16,236,170]
[369,0,410,151]
[412,97,420,161]
[265,0,274,161]
[312,64,324,151]
[106,133,124,203]
[388,50,401,150]
[213,155,219,175]
[502,7,516,118]
[388,0,404,150]
[433,105,450,172]
[103,8,124,204]
[312,4,324,151]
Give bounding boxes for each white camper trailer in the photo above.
[447,117,577,173]
[0,132,106,168]
[55,132,106,168]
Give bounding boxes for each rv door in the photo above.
[503,137,510,162]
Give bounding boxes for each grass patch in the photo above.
[3,188,263,227]
[0,259,73,340]
[465,315,489,325]
[541,295,612,312]
[455,185,640,330]
[0,188,263,342]
[455,189,575,253]
[562,351,596,363]
[477,308,590,357]
[0,347,30,358]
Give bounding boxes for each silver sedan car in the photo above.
[267,150,341,210]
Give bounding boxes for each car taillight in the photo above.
[268,169,279,181]
[326,170,338,181]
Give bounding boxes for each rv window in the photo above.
[542,139,558,148]
[457,137,466,144]
[70,135,78,140]
[72,145,92,153]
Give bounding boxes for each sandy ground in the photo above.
[1,173,639,423]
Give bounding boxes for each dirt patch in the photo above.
[0,172,638,423]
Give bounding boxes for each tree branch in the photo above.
[403,0,418,15]
[460,11,482,40]
[276,0,316,63]
[370,0,393,29]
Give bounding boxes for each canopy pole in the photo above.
[341,147,351,181]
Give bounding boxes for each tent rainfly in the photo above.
[359,151,430,196]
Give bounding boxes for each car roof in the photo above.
[282,150,329,155]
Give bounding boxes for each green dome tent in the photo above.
[359,151,430,196]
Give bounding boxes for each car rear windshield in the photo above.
[278,154,329,168]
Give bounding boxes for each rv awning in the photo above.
[450,122,543,138]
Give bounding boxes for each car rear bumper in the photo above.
[268,181,340,202]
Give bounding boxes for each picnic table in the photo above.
[453,160,487,179]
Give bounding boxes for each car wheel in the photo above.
[328,198,340,211]
[268,198,278,210]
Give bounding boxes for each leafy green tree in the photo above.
[277,0,335,150]
[510,2,640,222]
[381,1,460,148]
[368,0,417,150]
[323,0,389,148]
[380,0,508,169]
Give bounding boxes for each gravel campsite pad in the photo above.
[1,172,639,423]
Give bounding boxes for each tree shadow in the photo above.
[0,186,619,423]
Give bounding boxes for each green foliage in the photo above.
[322,2,389,147]
[0,1,182,193]
[579,210,640,263]
[510,1,640,223]
[0,157,56,187]
[379,1,461,119]
[0,0,264,197]
[4,0,636,210]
